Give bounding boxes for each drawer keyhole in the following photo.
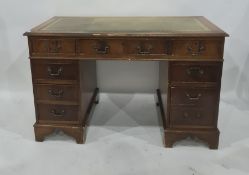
[48,89,64,98]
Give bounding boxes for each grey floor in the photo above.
[0,92,249,175]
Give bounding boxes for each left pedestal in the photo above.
[30,58,98,144]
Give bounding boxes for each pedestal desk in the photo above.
[24,16,228,149]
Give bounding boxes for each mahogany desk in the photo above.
[24,16,228,149]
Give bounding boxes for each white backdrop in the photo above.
[0,0,249,97]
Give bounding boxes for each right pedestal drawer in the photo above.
[170,86,218,106]
[169,106,216,127]
[169,61,222,83]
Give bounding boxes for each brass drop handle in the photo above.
[47,66,63,77]
[185,93,202,101]
[137,44,152,54]
[94,41,109,54]
[49,40,62,53]
[48,89,64,98]
[183,112,202,119]
[186,66,204,77]
[50,109,65,117]
[187,41,205,56]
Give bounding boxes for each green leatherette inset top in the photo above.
[26,16,228,37]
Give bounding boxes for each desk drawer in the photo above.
[170,106,215,127]
[170,86,218,106]
[169,62,222,83]
[77,39,123,56]
[173,39,223,58]
[123,39,172,55]
[31,38,76,57]
[34,84,79,102]
[31,60,79,82]
[37,104,79,123]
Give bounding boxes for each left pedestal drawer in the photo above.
[36,103,79,124]
[31,60,79,84]
[34,84,79,102]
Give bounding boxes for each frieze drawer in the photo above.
[30,38,76,57]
